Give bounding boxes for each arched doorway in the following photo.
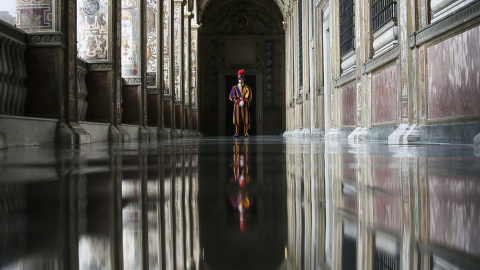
[198,0,285,136]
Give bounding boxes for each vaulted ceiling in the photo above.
[196,0,287,23]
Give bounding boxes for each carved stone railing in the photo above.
[0,20,27,115]
[77,58,88,121]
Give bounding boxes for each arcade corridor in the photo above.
[1,136,479,269]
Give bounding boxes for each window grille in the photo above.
[340,0,355,56]
[299,0,303,87]
[371,0,397,33]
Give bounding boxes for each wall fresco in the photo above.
[372,65,397,124]
[341,83,356,127]
[173,5,180,101]
[191,29,197,108]
[146,0,157,87]
[77,0,109,61]
[16,0,55,32]
[184,16,188,104]
[427,25,480,120]
[121,0,140,77]
[163,0,169,95]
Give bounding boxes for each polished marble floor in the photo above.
[0,136,479,269]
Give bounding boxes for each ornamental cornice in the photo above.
[88,62,114,71]
[362,45,399,74]
[123,77,142,85]
[0,20,26,45]
[412,1,480,47]
[26,32,65,47]
[334,69,356,88]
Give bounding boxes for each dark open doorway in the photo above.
[225,75,256,136]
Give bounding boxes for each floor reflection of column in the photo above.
[175,146,185,269]
[164,147,175,270]
[191,143,200,269]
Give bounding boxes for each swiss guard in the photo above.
[229,69,253,137]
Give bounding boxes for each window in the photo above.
[371,0,397,33]
[340,0,355,56]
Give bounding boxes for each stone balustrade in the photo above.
[0,20,27,116]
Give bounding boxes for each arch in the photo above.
[198,0,286,136]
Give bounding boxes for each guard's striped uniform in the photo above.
[229,84,252,125]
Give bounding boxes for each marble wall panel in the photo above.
[372,65,397,124]
[85,71,109,121]
[428,174,480,256]
[374,192,401,233]
[24,47,56,115]
[164,100,171,128]
[341,83,356,127]
[174,103,181,128]
[121,0,140,77]
[16,0,55,32]
[147,93,158,126]
[191,111,197,130]
[77,0,109,61]
[427,25,480,120]
[173,6,180,101]
[122,85,139,124]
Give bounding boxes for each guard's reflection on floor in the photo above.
[1,137,480,270]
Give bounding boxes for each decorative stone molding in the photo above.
[77,58,88,71]
[88,62,114,71]
[335,69,356,88]
[412,1,480,47]
[26,33,65,47]
[296,98,303,104]
[123,77,142,85]
[363,45,399,74]
[409,33,416,49]
[0,20,26,45]
[289,101,295,108]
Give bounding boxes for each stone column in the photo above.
[163,0,174,136]
[55,0,91,146]
[184,11,192,133]
[112,0,131,142]
[139,0,155,141]
[190,23,199,133]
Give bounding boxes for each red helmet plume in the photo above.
[237,69,245,80]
